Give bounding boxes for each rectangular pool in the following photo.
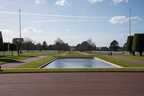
[43,58,117,68]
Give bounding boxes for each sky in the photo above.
[0,0,144,47]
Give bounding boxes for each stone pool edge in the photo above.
[38,57,123,69]
[94,57,123,68]
[37,57,58,69]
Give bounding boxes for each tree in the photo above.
[12,38,23,55]
[100,47,109,51]
[87,38,96,52]
[132,33,144,56]
[22,37,35,51]
[0,31,4,51]
[9,44,17,56]
[109,40,119,51]
[48,44,53,50]
[42,41,47,51]
[126,36,135,55]
[79,41,90,51]
[3,43,9,56]
[76,38,96,51]
[3,43,9,51]
[54,38,64,52]
[53,38,70,52]
[36,43,42,51]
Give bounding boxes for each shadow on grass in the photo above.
[0,55,35,65]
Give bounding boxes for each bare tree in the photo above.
[22,37,36,52]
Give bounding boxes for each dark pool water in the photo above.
[43,59,116,68]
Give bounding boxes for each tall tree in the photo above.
[22,37,35,51]
[42,41,48,51]
[109,40,119,51]
[53,38,70,52]
[0,31,4,51]
[79,41,90,51]
[87,38,96,52]
[132,33,144,56]
[126,36,135,55]
[9,44,17,56]
[12,38,23,55]
[36,43,42,51]
[54,38,64,52]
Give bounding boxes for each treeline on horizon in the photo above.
[0,33,144,56]
[0,37,124,52]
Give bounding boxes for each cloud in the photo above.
[88,0,103,3]
[35,0,45,4]
[23,27,42,33]
[0,29,17,42]
[109,16,128,24]
[109,16,140,24]
[1,29,13,34]
[113,0,128,5]
[55,0,68,6]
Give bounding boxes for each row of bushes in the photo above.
[126,33,144,56]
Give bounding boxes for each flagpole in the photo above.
[19,9,22,55]
[129,8,131,36]
[19,9,21,39]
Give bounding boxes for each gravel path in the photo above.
[0,72,144,96]
[0,56,47,69]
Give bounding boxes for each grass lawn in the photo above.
[1,51,144,73]
[15,56,57,68]
[115,54,144,60]
[95,55,144,67]
[0,55,35,65]
[0,52,65,65]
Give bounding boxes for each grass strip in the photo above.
[115,54,144,60]
[1,68,144,73]
[0,55,35,65]
[15,56,57,68]
[95,55,144,67]
[0,52,63,65]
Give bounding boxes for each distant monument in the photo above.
[0,31,4,51]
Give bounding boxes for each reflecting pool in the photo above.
[43,59,116,68]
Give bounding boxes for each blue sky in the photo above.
[0,0,144,47]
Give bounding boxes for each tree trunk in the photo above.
[132,51,135,56]
[139,52,143,56]
[12,51,13,56]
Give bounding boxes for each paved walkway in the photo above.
[0,56,47,69]
[106,55,144,65]
[0,72,144,96]
[61,51,69,55]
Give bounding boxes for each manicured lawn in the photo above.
[95,55,144,67]
[60,51,94,58]
[116,54,144,60]
[15,56,57,68]
[1,51,144,73]
[0,52,65,65]
[0,55,35,65]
